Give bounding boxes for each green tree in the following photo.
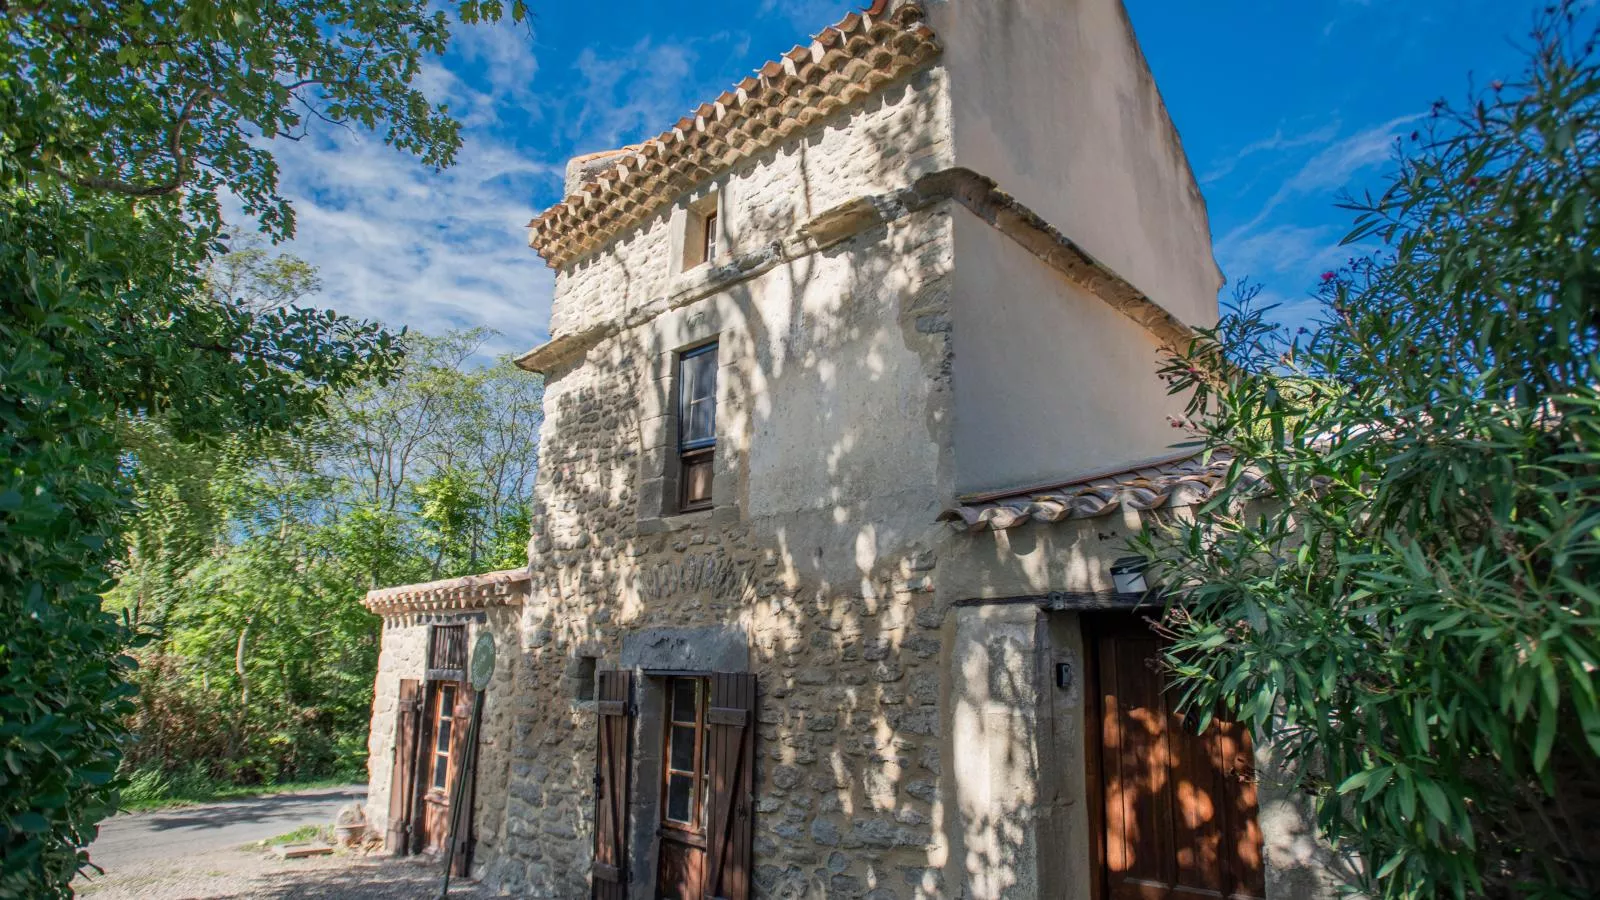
[0,0,525,894]
[1139,9,1600,898]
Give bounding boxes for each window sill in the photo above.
[638,508,714,535]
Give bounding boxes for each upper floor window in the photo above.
[701,211,719,263]
[681,193,720,270]
[678,343,717,512]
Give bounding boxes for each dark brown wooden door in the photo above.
[593,670,636,900]
[654,673,756,900]
[1094,616,1266,900]
[656,677,710,900]
[387,679,423,854]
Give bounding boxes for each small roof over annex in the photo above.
[938,450,1247,533]
[362,567,530,618]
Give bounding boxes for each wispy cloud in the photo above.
[568,38,699,150]
[266,129,558,360]
[1220,112,1419,248]
[757,0,858,39]
[1210,114,1420,331]
[1201,121,1341,183]
[219,18,561,362]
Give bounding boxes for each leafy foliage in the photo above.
[1138,9,1600,898]
[0,0,527,895]
[108,326,542,806]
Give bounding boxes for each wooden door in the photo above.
[593,670,636,900]
[419,680,469,854]
[387,679,423,854]
[1093,616,1266,900]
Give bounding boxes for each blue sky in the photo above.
[267,0,1538,359]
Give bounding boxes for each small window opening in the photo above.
[682,194,720,270]
[677,343,717,512]
[427,624,467,681]
[702,210,718,263]
[574,655,598,702]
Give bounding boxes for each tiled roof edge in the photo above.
[526,1,941,269]
[362,567,531,617]
[938,451,1255,533]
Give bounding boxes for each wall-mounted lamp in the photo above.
[1110,556,1149,594]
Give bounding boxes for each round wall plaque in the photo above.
[469,631,496,691]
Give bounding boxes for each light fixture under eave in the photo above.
[1109,556,1149,595]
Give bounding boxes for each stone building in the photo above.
[360,1,1344,898]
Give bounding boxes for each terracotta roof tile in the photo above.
[526,1,942,269]
[938,451,1258,533]
[362,567,530,617]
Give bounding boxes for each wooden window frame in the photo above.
[429,683,458,793]
[701,210,718,264]
[660,675,711,837]
[676,343,717,513]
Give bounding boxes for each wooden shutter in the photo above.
[448,685,478,876]
[592,670,635,899]
[388,679,423,855]
[704,673,756,900]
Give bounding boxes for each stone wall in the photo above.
[546,66,953,341]
[491,114,960,894]
[365,619,428,842]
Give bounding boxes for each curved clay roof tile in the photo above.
[526,0,940,268]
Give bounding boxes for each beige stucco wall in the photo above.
[925,0,1222,329]
[948,212,1194,494]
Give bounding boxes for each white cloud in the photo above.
[1200,120,1341,183]
[1216,222,1349,282]
[259,120,558,362]
[1223,112,1419,243]
[219,18,561,364]
[757,0,859,38]
[568,38,700,150]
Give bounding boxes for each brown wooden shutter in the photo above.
[387,679,422,855]
[704,673,756,900]
[449,685,478,876]
[592,670,635,899]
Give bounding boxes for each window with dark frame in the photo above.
[431,683,457,790]
[661,676,711,830]
[677,343,717,512]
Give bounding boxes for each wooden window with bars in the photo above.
[677,343,717,512]
[427,624,467,681]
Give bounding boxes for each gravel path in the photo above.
[75,845,489,899]
[75,785,489,898]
